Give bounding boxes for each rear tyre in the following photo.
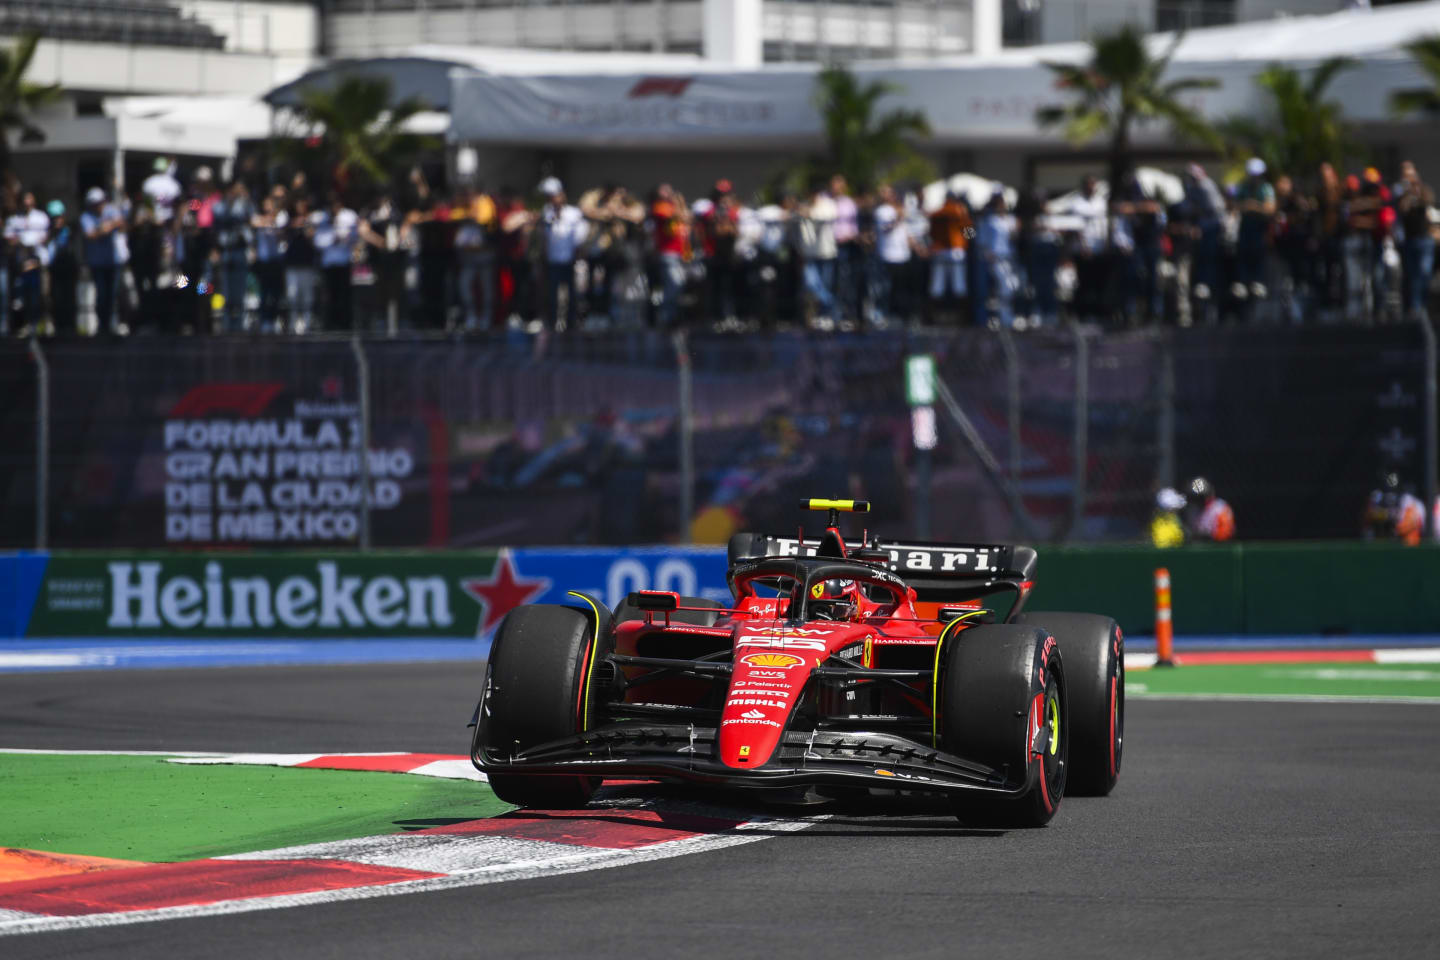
[612,595,724,627]
[475,603,610,809]
[1015,612,1123,796]
[940,624,1066,828]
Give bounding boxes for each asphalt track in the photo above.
[3,662,1438,959]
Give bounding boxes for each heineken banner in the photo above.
[0,547,728,640]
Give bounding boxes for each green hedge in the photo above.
[1027,543,1440,637]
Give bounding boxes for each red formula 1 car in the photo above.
[471,499,1124,826]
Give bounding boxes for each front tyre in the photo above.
[1015,612,1123,796]
[473,603,609,809]
[940,624,1067,827]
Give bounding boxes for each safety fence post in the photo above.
[1071,326,1090,539]
[28,336,48,550]
[1154,567,1175,667]
[998,327,1021,489]
[674,330,695,544]
[1420,310,1437,540]
[350,335,372,551]
[1157,329,1176,493]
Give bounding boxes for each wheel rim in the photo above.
[1039,675,1067,801]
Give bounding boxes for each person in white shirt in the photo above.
[872,184,913,324]
[312,192,360,331]
[539,178,589,330]
[800,185,839,324]
[1065,175,1109,319]
[5,191,50,328]
[142,158,182,224]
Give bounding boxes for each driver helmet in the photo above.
[809,578,858,621]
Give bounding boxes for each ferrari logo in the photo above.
[811,583,825,599]
[739,746,751,757]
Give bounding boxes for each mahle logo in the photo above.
[106,561,454,631]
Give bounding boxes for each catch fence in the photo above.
[0,322,1433,551]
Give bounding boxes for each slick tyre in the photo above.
[1015,612,1123,796]
[940,624,1067,828]
[613,595,725,627]
[475,603,610,809]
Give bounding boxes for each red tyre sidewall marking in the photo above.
[1031,692,1052,814]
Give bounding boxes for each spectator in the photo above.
[80,187,126,335]
[928,190,972,319]
[279,194,317,334]
[128,197,164,333]
[454,185,497,331]
[697,180,740,324]
[539,178,588,331]
[360,192,406,333]
[313,191,359,331]
[252,190,286,332]
[799,183,839,327]
[213,181,256,332]
[45,200,77,335]
[1345,170,1383,322]
[1114,172,1163,323]
[411,189,455,330]
[831,174,860,323]
[1234,158,1276,306]
[872,183,913,325]
[977,190,1018,328]
[142,157,182,225]
[1182,164,1225,321]
[1395,161,1435,318]
[650,183,690,328]
[498,189,536,325]
[1315,162,1346,313]
[1062,175,1107,319]
[5,191,49,331]
[1017,185,1060,326]
[1273,174,1313,324]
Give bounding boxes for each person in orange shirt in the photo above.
[928,192,972,310]
[1186,476,1235,542]
[650,183,690,327]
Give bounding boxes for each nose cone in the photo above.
[718,651,816,767]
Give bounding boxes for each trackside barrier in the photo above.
[1153,568,1175,666]
[3,543,1438,641]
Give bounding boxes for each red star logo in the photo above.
[461,551,552,635]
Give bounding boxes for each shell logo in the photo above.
[740,652,805,670]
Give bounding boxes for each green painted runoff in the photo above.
[1131,661,1440,700]
[0,755,512,862]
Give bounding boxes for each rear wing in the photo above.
[728,533,1036,604]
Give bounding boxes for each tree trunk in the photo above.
[1107,116,1131,212]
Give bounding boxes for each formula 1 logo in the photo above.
[739,653,805,670]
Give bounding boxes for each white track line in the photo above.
[1374,648,1440,664]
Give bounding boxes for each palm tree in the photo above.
[0,33,61,185]
[1036,25,1218,200]
[801,65,933,190]
[278,76,437,196]
[1390,35,1440,117]
[1219,58,1358,182]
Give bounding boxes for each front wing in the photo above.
[474,721,1035,798]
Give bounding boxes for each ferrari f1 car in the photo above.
[470,499,1124,826]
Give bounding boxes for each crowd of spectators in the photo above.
[1,155,1436,337]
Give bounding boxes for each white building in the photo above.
[434,1,1440,196]
[320,0,1389,64]
[1,0,318,201]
